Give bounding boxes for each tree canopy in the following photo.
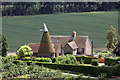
[2,2,119,16]
[2,35,8,57]
[17,45,33,59]
[106,26,119,50]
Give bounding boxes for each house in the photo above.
[51,32,91,56]
[28,23,91,58]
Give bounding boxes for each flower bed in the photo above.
[99,59,105,63]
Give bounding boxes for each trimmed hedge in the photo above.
[32,57,52,63]
[13,60,120,77]
[75,56,98,64]
[22,57,31,61]
[105,57,120,66]
[91,59,99,66]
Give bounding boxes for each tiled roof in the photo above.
[67,41,78,49]
[51,35,89,48]
[28,43,40,53]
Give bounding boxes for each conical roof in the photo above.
[38,23,55,54]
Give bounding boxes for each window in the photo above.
[77,48,84,54]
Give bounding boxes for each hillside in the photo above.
[2,11,118,51]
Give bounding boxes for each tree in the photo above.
[113,41,120,56]
[106,26,119,51]
[17,45,33,59]
[2,35,9,57]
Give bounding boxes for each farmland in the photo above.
[2,11,118,51]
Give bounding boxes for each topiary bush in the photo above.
[17,45,33,59]
[56,54,77,64]
[52,57,57,63]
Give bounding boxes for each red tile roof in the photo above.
[28,43,40,53]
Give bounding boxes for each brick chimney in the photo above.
[72,31,76,37]
[69,31,76,42]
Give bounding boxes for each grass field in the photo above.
[2,11,118,51]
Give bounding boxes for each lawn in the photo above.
[2,11,118,51]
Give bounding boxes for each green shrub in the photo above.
[17,45,33,59]
[97,50,111,58]
[32,57,52,63]
[52,57,57,63]
[75,56,98,64]
[22,57,31,61]
[91,59,99,66]
[105,57,120,66]
[56,54,77,64]
[101,50,108,53]
[2,55,18,63]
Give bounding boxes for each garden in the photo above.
[1,26,120,79]
[1,43,120,79]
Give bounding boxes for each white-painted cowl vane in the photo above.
[44,23,49,32]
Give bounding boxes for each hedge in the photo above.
[32,57,52,63]
[22,57,31,61]
[105,57,120,66]
[75,56,98,64]
[35,62,120,77]
[13,60,120,77]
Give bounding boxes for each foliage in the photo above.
[2,55,18,63]
[32,57,52,63]
[2,35,8,57]
[17,45,33,59]
[75,56,98,64]
[56,54,77,64]
[106,26,119,50]
[98,73,107,80]
[2,2,119,16]
[101,50,108,53]
[96,50,112,58]
[2,60,79,79]
[52,57,57,63]
[91,59,99,66]
[34,61,120,77]
[105,57,120,66]
[113,41,120,56]
[22,57,31,61]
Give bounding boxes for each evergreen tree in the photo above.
[106,26,119,51]
[2,35,8,57]
[113,41,120,56]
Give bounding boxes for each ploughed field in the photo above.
[2,11,118,51]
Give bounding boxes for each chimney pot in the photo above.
[72,31,76,37]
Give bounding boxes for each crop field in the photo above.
[2,11,118,51]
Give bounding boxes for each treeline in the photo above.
[2,2,119,16]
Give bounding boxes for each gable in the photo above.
[67,41,78,49]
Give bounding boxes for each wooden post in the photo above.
[91,41,93,57]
